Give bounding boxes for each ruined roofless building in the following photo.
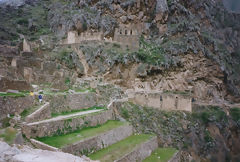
[65,24,140,49]
[113,25,139,49]
[67,30,103,44]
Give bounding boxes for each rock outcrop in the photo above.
[0,141,95,162]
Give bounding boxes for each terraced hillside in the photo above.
[0,0,240,161]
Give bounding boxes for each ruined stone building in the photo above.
[113,25,139,49]
[67,30,103,44]
[64,24,140,49]
[129,91,192,112]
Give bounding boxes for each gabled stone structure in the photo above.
[114,24,139,49]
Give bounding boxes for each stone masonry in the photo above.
[115,136,158,162]
[25,103,51,123]
[0,96,35,124]
[62,124,133,155]
[47,92,98,113]
[23,109,114,138]
[64,24,139,49]
[129,91,192,112]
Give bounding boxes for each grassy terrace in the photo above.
[36,121,127,148]
[51,106,106,117]
[143,148,178,162]
[0,91,29,97]
[89,134,154,162]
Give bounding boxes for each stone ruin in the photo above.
[127,90,192,112]
[64,24,140,49]
[67,30,103,44]
[113,24,139,49]
[23,38,31,52]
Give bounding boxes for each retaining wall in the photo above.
[25,102,51,123]
[116,136,158,162]
[0,77,33,92]
[47,93,97,113]
[168,151,180,162]
[62,124,133,155]
[23,109,114,138]
[30,139,59,152]
[0,96,34,122]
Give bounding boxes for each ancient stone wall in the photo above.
[130,91,192,112]
[11,58,17,67]
[115,136,158,162]
[23,109,114,138]
[23,39,31,52]
[23,67,33,83]
[66,31,103,44]
[78,31,103,42]
[64,25,139,49]
[62,124,133,155]
[0,76,33,92]
[25,103,51,123]
[0,96,35,124]
[168,151,181,162]
[47,92,98,114]
[30,139,59,152]
[67,31,77,44]
[17,58,42,71]
[114,25,139,49]
[41,61,57,75]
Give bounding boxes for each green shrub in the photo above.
[120,107,130,119]
[0,127,17,144]
[65,77,71,86]
[82,21,88,31]
[17,18,28,25]
[137,36,165,66]
[113,43,121,48]
[230,107,240,122]
[196,106,227,125]
[204,130,213,143]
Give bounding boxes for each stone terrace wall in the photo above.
[130,92,192,112]
[0,76,33,92]
[0,96,35,123]
[25,103,51,123]
[46,92,98,114]
[23,109,114,138]
[168,151,181,162]
[62,124,133,155]
[30,139,59,152]
[116,136,158,162]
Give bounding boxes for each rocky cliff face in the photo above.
[0,141,94,162]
